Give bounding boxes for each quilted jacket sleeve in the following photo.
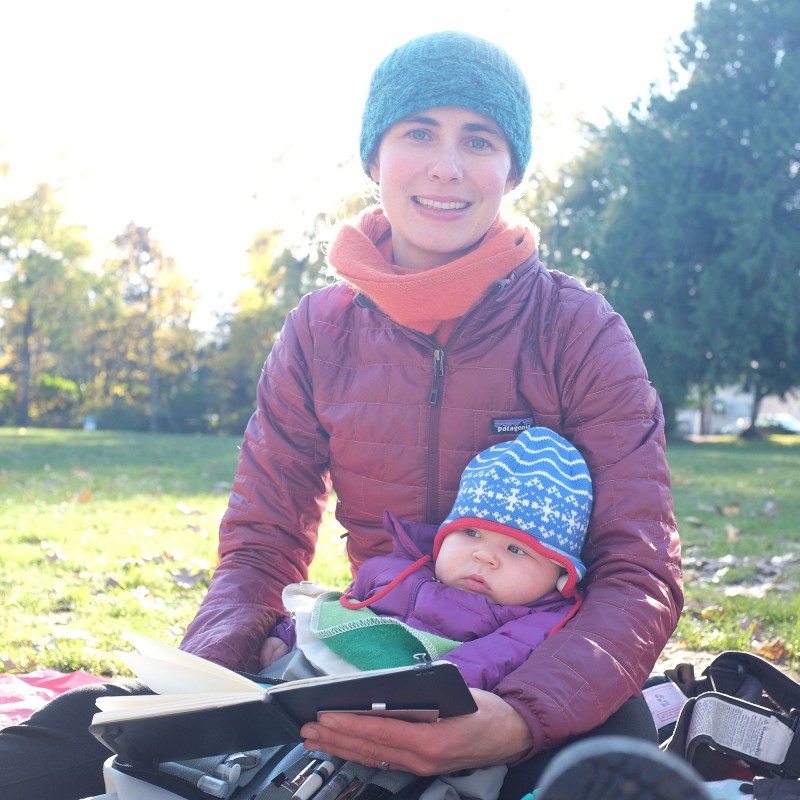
[495,282,683,759]
[180,296,331,672]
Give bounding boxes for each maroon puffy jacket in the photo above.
[181,252,683,755]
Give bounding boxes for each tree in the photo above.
[669,0,800,420]
[100,223,199,432]
[519,127,708,425]
[206,213,333,432]
[524,0,800,427]
[0,184,91,425]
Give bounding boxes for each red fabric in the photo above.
[329,208,537,334]
[0,669,102,729]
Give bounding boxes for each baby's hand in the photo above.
[260,636,290,667]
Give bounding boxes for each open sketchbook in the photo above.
[89,634,477,764]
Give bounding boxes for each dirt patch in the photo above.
[655,644,717,676]
[654,642,800,682]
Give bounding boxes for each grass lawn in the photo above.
[1,428,799,677]
[667,434,800,664]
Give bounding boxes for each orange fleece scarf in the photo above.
[328,207,538,335]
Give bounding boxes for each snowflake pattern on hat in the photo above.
[438,427,593,589]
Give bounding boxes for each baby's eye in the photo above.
[508,544,527,556]
[464,528,481,539]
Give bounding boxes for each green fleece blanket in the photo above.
[310,591,461,670]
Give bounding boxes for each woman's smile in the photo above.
[413,196,471,211]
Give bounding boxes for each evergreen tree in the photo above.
[527,0,800,427]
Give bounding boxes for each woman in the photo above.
[180,29,682,798]
[0,30,682,800]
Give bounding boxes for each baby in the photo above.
[264,426,592,691]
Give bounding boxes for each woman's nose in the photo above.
[427,144,463,182]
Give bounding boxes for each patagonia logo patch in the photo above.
[491,417,534,435]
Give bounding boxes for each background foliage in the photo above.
[521,0,800,427]
[1,0,798,436]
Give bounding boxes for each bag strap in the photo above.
[663,662,704,697]
[662,651,800,780]
[704,651,800,714]
[666,690,800,779]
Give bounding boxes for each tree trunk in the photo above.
[147,321,159,433]
[15,304,33,426]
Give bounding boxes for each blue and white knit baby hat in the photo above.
[435,427,593,595]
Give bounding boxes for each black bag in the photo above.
[656,651,800,783]
[105,744,435,800]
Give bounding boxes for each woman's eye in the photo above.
[467,137,491,151]
[407,129,430,141]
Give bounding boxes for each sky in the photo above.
[1,0,698,324]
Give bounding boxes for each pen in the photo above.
[310,771,351,800]
[291,759,321,788]
[291,759,336,800]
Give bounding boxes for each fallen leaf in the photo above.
[716,503,740,516]
[723,583,784,598]
[169,568,208,588]
[40,541,66,562]
[38,629,96,645]
[739,618,760,635]
[711,566,730,583]
[755,639,786,661]
[699,606,724,621]
[725,524,738,542]
[186,523,206,533]
[77,489,92,503]
[762,500,779,516]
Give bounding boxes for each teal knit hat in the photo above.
[435,428,592,596]
[360,30,532,185]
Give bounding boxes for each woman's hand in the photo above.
[259,636,290,667]
[299,689,532,775]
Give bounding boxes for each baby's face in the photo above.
[434,527,563,606]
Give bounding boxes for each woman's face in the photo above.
[369,106,515,270]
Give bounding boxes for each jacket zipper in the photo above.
[426,348,445,522]
[428,348,445,405]
[354,277,514,524]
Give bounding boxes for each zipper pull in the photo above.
[433,348,444,377]
[429,349,445,405]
